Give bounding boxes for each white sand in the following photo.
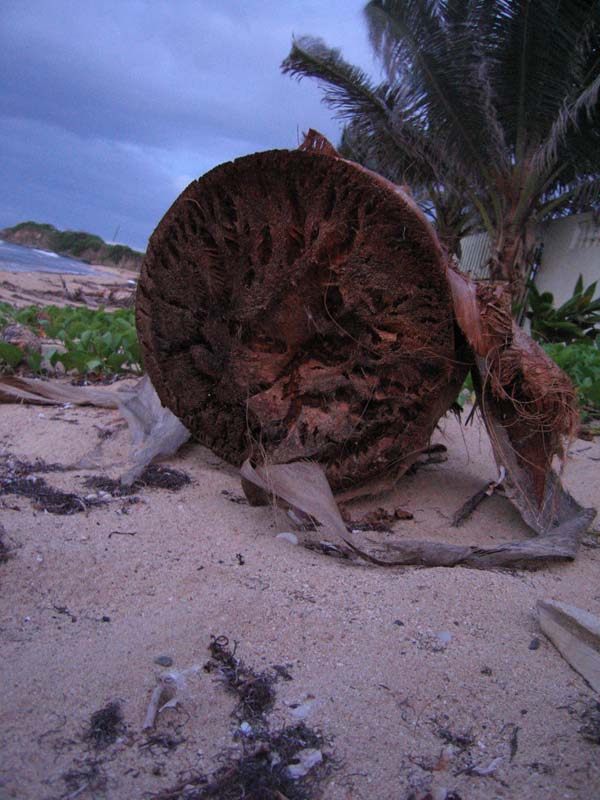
[0,270,599,799]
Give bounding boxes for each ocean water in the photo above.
[0,238,110,276]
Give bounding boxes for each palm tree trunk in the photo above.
[489,221,537,310]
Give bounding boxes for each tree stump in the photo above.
[136,148,467,491]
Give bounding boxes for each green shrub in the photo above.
[10,221,56,234]
[104,243,141,264]
[0,302,142,377]
[51,231,105,258]
[526,275,600,344]
[543,340,600,419]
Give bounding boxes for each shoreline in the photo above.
[0,264,135,310]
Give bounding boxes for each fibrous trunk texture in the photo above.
[137,148,467,491]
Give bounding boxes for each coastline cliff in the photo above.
[0,222,144,271]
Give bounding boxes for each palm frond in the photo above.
[282,37,389,119]
[282,36,457,184]
[533,70,600,175]
[538,175,600,219]
[364,0,508,178]
[491,0,600,156]
[281,1,600,297]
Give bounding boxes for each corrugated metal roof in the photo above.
[458,232,490,278]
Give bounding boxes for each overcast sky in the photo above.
[0,1,378,251]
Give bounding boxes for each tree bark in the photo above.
[489,219,537,309]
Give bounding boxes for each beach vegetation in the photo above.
[0,302,142,377]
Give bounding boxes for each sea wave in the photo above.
[0,240,107,276]
[33,248,59,258]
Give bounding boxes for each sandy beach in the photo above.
[0,265,135,310]
[0,268,599,800]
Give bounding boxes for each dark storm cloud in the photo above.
[0,1,376,249]
[0,116,178,249]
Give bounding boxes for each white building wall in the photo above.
[536,213,600,304]
[458,213,600,304]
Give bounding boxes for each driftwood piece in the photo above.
[0,375,121,407]
[137,147,468,492]
[538,599,600,693]
[240,459,594,568]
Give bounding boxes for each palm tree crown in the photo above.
[282,0,600,301]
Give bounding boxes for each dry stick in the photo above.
[451,468,506,527]
[142,685,165,731]
[451,483,496,527]
[59,275,72,300]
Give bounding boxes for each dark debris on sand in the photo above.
[83,464,191,496]
[580,701,600,745]
[61,758,107,797]
[0,454,190,514]
[0,454,104,515]
[84,702,126,750]
[1,474,104,515]
[154,637,329,800]
[0,455,65,477]
[204,635,276,723]
[154,723,326,800]
[0,527,10,564]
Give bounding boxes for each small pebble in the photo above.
[276,532,299,545]
[393,619,404,626]
[289,699,316,720]
[154,655,174,667]
[436,630,453,646]
[286,748,323,779]
[240,721,252,736]
[528,637,541,650]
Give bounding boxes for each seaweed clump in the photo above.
[154,637,329,800]
[154,723,326,800]
[581,701,600,745]
[0,474,103,514]
[84,702,126,750]
[204,635,276,723]
[84,464,191,496]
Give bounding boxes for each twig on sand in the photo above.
[142,684,167,731]
[452,469,506,527]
